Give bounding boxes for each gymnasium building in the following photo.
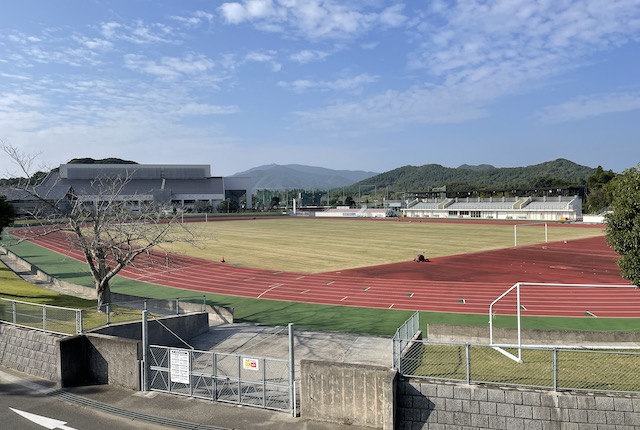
[4,163,251,216]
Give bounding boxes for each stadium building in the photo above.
[400,195,582,221]
[309,194,583,222]
[4,163,251,216]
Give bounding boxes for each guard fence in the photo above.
[0,295,208,335]
[392,313,640,394]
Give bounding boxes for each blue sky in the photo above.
[1,0,639,178]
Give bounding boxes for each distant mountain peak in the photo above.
[231,164,379,190]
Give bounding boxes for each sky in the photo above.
[0,0,639,179]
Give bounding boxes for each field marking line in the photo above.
[340,296,348,301]
[258,283,283,298]
[301,289,309,294]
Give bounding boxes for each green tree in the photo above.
[605,165,640,287]
[217,199,239,213]
[0,196,16,234]
[585,166,617,213]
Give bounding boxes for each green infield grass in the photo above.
[160,218,604,273]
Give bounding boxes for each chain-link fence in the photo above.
[148,345,292,412]
[0,298,81,335]
[392,311,420,369]
[395,339,640,394]
[1,295,208,335]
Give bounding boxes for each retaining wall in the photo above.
[0,323,61,382]
[59,333,141,389]
[301,360,397,429]
[398,378,640,430]
[94,312,209,346]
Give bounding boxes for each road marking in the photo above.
[10,408,78,430]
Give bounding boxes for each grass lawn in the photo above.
[3,218,636,336]
[161,218,605,273]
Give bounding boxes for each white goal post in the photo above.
[489,282,638,363]
[513,222,547,247]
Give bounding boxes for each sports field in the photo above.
[159,218,605,273]
[6,217,640,335]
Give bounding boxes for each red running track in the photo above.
[10,227,640,318]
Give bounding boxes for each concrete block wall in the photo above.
[0,324,61,382]
[398,378,640,430]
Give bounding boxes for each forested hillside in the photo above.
[348,159,595,192]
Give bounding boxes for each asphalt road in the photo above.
[0,372,170,430]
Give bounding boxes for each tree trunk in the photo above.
[96,281,111,310]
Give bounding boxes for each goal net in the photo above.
[513,222,547,247]
[489,282,639,363]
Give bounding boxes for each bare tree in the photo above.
[1,142,198,307]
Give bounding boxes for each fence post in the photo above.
[42,305,47,333]
[142,310,149,392]
[202,295,206,312]
[176,298,180,315]
[106,303,111,326]
[552,348,558,392]
[465,344,471,385]
[237,355,242,404]
[289,323,296,417]
[12,301,16,325]
[76,309,83,334]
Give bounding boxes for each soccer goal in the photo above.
[489,282,639,363]
[513,222,547,247]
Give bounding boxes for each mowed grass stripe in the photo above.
[163,219,604,273]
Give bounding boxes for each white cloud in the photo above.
[537,92,640,123]
[290,49,330,64]
[379,4,407,27]
[278,73,378,93]
[218,0,408,40]
[124,53,215,79]
[72,35,113,51]
[295,0,640,129]
[100,20,175,44]
[243,50,282,71]
[170,10,214,27]
[174,102,240,116]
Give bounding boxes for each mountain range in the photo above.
[230,164,378,190]
[231,159,597,191]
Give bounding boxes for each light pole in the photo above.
[358,184,376,207]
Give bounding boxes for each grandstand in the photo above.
[401,195,582,221]
[3,163,251,215]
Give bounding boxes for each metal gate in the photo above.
[147,345,293,412]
